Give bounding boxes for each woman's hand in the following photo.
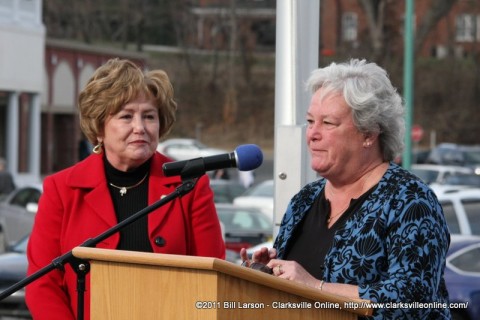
[267,259,322,289]
[240,246,277,267]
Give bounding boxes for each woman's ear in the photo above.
[362,132,379,148]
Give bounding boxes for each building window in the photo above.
[342,12,358,42]
[456,14,475,42]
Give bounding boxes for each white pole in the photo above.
[273,0,320,234]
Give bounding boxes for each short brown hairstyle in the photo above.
[78,58,177,145]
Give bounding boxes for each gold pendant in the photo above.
[120,187,127,196]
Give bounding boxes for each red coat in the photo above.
[26,152,225,319]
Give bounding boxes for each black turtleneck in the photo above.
[105,157,153,252]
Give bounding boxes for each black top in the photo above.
[283,186,376,279]
[105,157,152,252]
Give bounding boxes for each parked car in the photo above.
[427,143,480,174]
[215,203,273,253]
[0,185,42,250]
[0,235,30,319]
[411,148,431,164]
[233,179,274,220]
[410,164,473,185]
[437,173,480,188]
[431,186,480,236]
[396,148,431,165]
[209,179,247,204]
[445,235,480,320]
[157,138,228,161]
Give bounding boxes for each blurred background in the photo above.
[1,0,480,185]
[1,1,480,319]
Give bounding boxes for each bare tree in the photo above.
[358,0,388,60]
[224,0,238,127]
[414,0,459,55]
[168,0,202,78]
[357,0,460,62]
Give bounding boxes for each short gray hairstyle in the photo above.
[306,59,405,161]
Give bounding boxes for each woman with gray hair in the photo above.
[241,59,450,319]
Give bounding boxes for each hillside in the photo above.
[147,50,276,153]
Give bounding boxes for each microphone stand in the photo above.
[0,175,200,320]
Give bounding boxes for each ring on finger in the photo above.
[278,264,284,274]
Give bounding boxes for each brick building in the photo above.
[189,0,276,51]
[319,0,480,59]
[191,0,480,59]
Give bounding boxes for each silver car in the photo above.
[0,235,29,318]
[0,185,41,251]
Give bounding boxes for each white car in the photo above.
[410,164,473,185]
[432,186,480,236]
[157,138,227,161]
[233,179,274,221]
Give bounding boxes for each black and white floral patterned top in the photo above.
[274,162,451,319]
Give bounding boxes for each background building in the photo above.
[0,0,45,186]
[0,1,147,186]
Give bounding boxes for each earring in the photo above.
[92,142,103,154]
[364,141,371,148]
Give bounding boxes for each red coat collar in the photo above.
[65,152,183,190]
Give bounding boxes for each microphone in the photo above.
[162,144,263,179]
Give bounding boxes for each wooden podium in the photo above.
[72,247,373,319]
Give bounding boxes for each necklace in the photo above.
[327,202,351,224]
[326,162,385,225]
[109,172,148,196]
